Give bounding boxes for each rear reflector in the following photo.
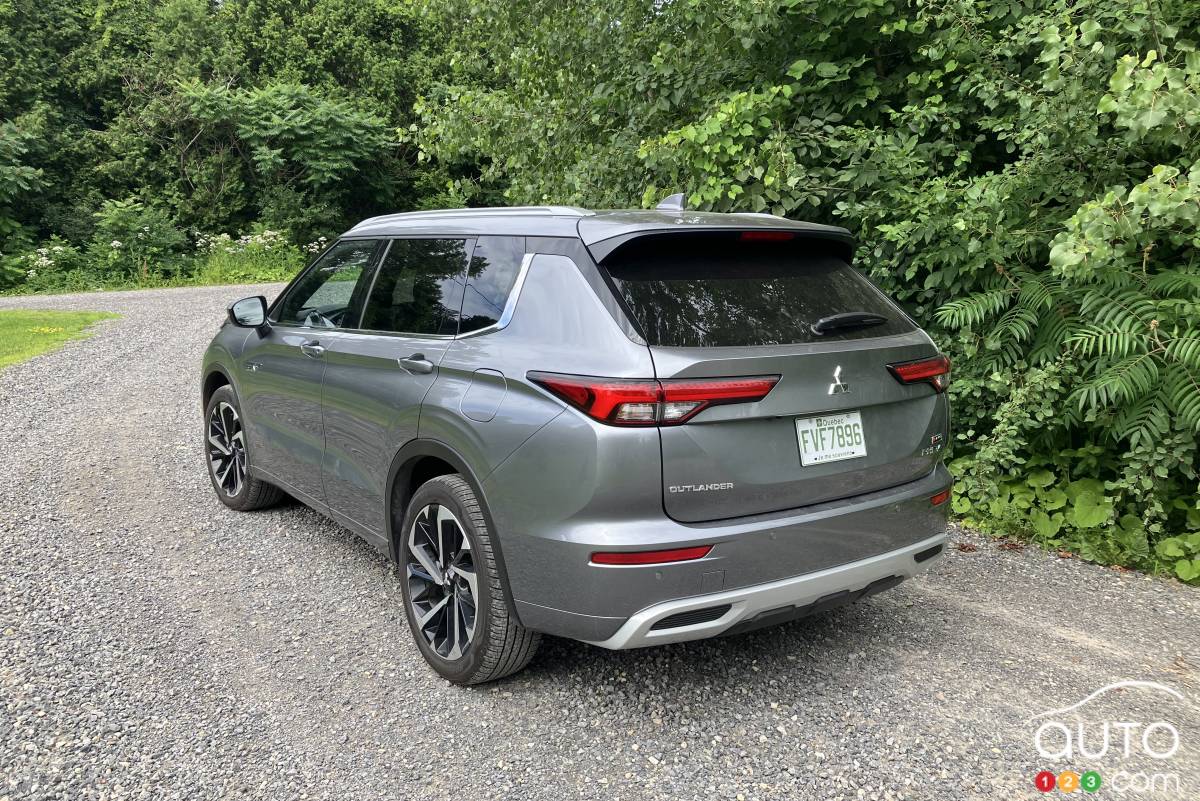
[739,230,795,242]
[888,355,951,392]
[528,372,779,426]
[930,488,951,506]
[591,545,713,565]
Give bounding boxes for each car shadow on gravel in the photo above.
[516,598,915,690]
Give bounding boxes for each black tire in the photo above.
[399,474,540,684]
[204,385,284,511]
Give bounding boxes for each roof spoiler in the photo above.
[581,225,857,264]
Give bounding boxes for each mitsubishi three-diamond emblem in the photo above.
[827,365,850,395]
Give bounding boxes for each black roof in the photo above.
[344,207,855,260]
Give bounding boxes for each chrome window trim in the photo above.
[453,252,534,340]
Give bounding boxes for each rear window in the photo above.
[602,233,913,347]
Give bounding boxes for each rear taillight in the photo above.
[930,488,951,506]
[887,355,951,393]
[739,230,795,242]
[529,372,779,426]
[591,545,713,565]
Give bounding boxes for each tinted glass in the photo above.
[274,239,380,328]
[460,236,526,334]
[604,234,913,347]
[360,238,470,335]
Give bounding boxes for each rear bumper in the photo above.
[587,531,946,649]
[491,460,952,643]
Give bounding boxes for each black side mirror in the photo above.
[228,296,268,328]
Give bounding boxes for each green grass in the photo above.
[0,309,119,369]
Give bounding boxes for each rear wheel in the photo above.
[204,385,284,511]
[399,474,539,684]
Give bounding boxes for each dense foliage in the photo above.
[1,0,1198,579]
[416,0,1200,580]
[0,0,446,290]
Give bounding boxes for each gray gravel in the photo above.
[1,284,1198,801]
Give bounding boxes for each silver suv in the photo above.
[201,205,952,684]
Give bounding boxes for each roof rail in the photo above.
[355,206,592,227]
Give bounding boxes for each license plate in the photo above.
[795,411,867,466]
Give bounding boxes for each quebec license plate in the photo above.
[795,411,867,466]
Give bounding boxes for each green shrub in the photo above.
[0,119,42,249]
[939,48,1200,572]
[88,198,187,284]
[192,228,305,285]
[6,237,94,292]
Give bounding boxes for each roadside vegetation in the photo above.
[0,310,117,369]
[1,0,1197,581]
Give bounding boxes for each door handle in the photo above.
[300,340,325,358]
[398,353,435,374]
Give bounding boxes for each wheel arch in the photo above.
[201,367,234,410]
[385,439,524,625]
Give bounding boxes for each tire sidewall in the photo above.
[399,478,496,684]
[204,385,251,509]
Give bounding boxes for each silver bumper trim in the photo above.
[587,532,947,650]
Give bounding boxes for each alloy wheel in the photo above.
[406,503,478,660]
[207,401,246,497]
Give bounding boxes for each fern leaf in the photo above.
[992,305,1038,343]
[1016,273,1060,311]
[935,288,1013,329]
[1165,334,1200,370]
[1067,325,1148,358]
[1148,270,1200,297]
[1163,363,1200,431]
[1028,309,1075,365]
[1073,354,1159,411]
[1109,393,1170,447]
[1079,289,1157,330]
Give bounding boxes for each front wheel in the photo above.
[399,475,540,684]
[204,385,284,511]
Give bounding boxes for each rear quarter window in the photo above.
[602,232,914,347]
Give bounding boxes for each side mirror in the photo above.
[228,296,268,328]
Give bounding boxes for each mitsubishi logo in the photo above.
[827,365,850,395]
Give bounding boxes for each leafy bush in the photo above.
[87,199,187,284]
[102,80,396,236]
[4,238,93,293]
[0,119,42,250]
[192,228,305,285]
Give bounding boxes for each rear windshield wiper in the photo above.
[810,311,888,336]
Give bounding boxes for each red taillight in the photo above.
[529,372,779,426]
[739,230,795,242]
[888,355,951,393]
[930,488,951,506]
[591,545,713,565]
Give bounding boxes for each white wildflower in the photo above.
[111,240,123,249]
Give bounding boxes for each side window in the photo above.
[460,236,526,334]
[274,239,381,328]
[360,238,470,335]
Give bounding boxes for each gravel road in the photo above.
[1,285,1198,801]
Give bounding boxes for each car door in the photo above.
[238,238,383,507]
[320,237,474,537]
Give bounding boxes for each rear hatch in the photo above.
[597,229,948,523]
